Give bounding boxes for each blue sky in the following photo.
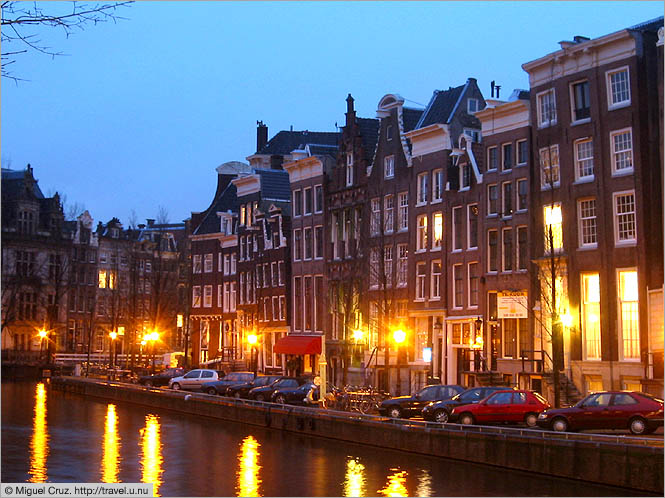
[2,1,662,226]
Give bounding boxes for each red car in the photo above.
[536,391,664,435]
[450,389,550,427]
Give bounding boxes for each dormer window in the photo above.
[384,156,395,179]
[467,98,479,113]
[111,228,119,238]
[386,125,393,141]
[346,154,354,187]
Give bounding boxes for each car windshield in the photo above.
[454,389,482,403]
[634,392,664,403]
[254,377,271,386]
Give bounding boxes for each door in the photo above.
[475,391,513,423]
[509,391,528,422]
[609,393,640,429]
[578,393,613,429]
[182,370,201,389]
[456,349,467,385]
[198,369,215,387]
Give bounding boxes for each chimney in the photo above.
[345,93,356,127]
[256,120,268,153]
[147,219,155,226]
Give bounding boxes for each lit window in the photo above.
[192,286,201,308]
[433,212,443,249]
[607,67,630,108]
[544,203,563,253]
[611,129,633,175]
[614,191,636,244]
[203,285,212,308]
[618,270,639,360]
[540,145,560,188]
[582,273,601,360]
[98,270,107,288]
[204,254,213,273]
[537,89,557,127]
[578,198,597,248]
[575,138,594,181]
[384,155,394,179]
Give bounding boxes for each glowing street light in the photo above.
[561,312,573,328]
[247,332,259,377]
[392,328,406,396]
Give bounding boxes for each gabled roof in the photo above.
[255,168,291,200]
[402,107,424,132]
[1,167,45,200]
[416,84,466,128]
[307,144,339,158]
[256,130,340,156]
[627,16,663,32]
[193,181,238,236]
[356,117,380,162]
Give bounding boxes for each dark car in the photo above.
[450,389,550,427]
[226,375,282,399]
[200,371,255,395]
[138,368,185,387]
[248,377,300,401]
[422,386,514,423]
[378,384,464,419]
[536,391,664,435]
[272,382,319,405]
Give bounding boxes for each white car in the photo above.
[168,369,222,391]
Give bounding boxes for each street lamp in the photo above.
[38,329,47,364]
[109,331,118,368]
[145,331,159,374]
[247,333,258,377]
[474,318,484,371]
[392,328,406,396]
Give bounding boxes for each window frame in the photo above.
[539,144,560,189]
[502,181,513,218]
[468,262,479,308]
[384,155,395,179]
[617,268,640,361]
[487,184,498,216]
[574,137,594,182]
[606,66,631,110]
[569,79,591,123]
[453,264,464,309]
[536,88,557,128]
[303,186,313,216]
[613,190,637,246]
[416,214,428,252]
[487,229,499,273]
[432,169,444,202]
[430,260,442,300]
[452,206,463,252]
[502,142,513,172]
[516,139,528,166]
[578,197,598,249]
[417,172,428,205]
[398,192,409,231]
[487,146,498,172]
[610,128,634,176]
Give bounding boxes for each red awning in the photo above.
[273,335,321,355]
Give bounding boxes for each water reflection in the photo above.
[29,383,48,482]
[343,457,366,497]
[415,469,433,497]
[236,435,261,497]
[101,404,121,483]
[139,414,163,496]
[377,469,408,497]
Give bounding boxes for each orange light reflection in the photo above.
[101,404,121,482]
[29,383,49,482]
[343,457,366,497]
[236,435,261,497]
[139,414,163,496]
[377,469,408,497]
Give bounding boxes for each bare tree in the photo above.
[1,1,132,81]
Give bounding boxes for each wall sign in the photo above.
[497,291,528,318]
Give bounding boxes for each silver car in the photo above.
[168,369,221,390]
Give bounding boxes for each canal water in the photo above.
[1,381,653,497]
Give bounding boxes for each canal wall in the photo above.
[51,377,664,494]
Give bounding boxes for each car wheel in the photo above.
[459,413,475,425]
[275,394,286,404]
[434,409,449,424]
[388,407,402,419]
[524,413,538,428]
[255,394,265,402]
[629,417,647,435]
[551,417,569,432]
[206,387,217,396]
[234,392,241,399]
[171,382,181,390]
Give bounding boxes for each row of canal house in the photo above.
[189,18,663,400]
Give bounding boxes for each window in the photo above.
[433,212,443,249]
[460,163,472,190]
[398,192,408,230]
[502,143,513,171]
[618,270,639,360]
[467,98,479,113]
[487,184,498,216]
[293,229,302,260]
[432,169,443,202]
[544,203,563,253]
[416,215,428,252]
[383,246,393,287]
[370,249,379,289]
[231,254,236,274]
[240,205,246,226]
[487,147,498,171]
[453,264,463,308]
[314,226,323,259]
[386,125,393,141]
[397,244,408,287]
[573,138,594,181]
[607,67,630,108]
[193,255,201,273]
[502,227,513,272]
[611,129,633,175]
[293,277,302,330]
[271,262,278,286]
[384,155,395,179]
[239,274,245,305]
[488,229,498,272]
[468,262,479,307]
[417,173,428,204]
[278,261,284,285]
[431,260,441,299]
[203,285,212,307]
[517,139,528,165]
[304,187,313,215]
[314,185,323,213]
[537,89,557,127]
[502,182,513,217]
[98,270,107,288]
[384,195,394,233]
[539,145,560,188]
[467,205,478,249]
[614,191,636,245]
[304,227,313,260]
[571,80,590,121]
[293,190,303,216]
[17,210,35,235]
[370,198,380,235]
[192,286,201,308]
[204,254,213,273]
[223,283,230,312]
[578,198,597,248]
[517,226,528,271]
[464,129,481,143]
[517,179,528,211]
[582,273,601,360]
[416,262,426,300]
[223,254,230,275]
[280,295,286,322]
[452,207,463,251]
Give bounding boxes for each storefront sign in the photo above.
[497,291,528,318]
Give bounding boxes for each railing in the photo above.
[520,349,553,374]
[2,350,43,363]
[53,353,166,366]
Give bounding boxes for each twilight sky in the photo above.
[2,1,662,227]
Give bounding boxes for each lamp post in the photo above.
[38,329,47,364]
[392,328,406,396]
[474,318,484,371]
[247,333,258,377]
[109,331,117,368]
[145,331,159,374]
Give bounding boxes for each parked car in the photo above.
[378,384,464,419]
[226,375,282,398]
[248,377,300,401]
[139,368,185,387]
[422,386,514,423]
[450,389,550,427]
[536,391,664,435]
[168,369,224,391]
[200,371,256,395]
[272,382,319,405]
